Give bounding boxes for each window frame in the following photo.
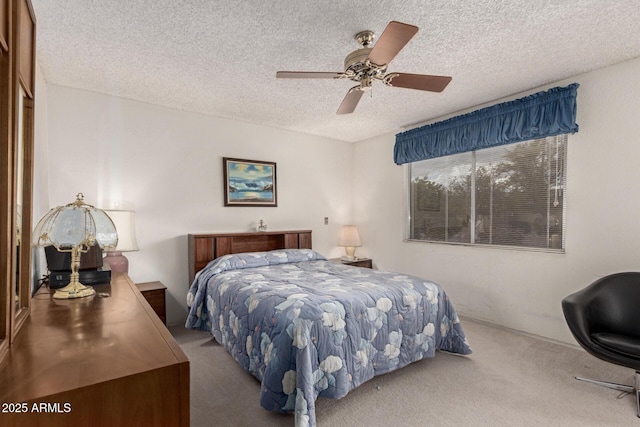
[404,135,568,253]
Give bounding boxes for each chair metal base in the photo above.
[575,371,640,417]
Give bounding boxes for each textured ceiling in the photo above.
[32,0,640,142]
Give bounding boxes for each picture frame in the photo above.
[223,157,277,207]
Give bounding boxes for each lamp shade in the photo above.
[102,209,138,274]
[338,225,362,247]
[33,194,118,250]
[103,210,139,252]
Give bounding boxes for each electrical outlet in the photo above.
[324,217,329,225]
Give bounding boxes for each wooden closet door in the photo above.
[0,0,36,363]
[0,0,11,364]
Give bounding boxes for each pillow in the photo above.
[188,249,327,306]
[204,248,325,273]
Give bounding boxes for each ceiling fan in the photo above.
[276,21,452,115]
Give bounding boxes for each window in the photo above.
[408,135,567,250]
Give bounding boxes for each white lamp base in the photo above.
[104,251,129,273]
[344,246,356,261]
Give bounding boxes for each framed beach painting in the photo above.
[223,157,277,207]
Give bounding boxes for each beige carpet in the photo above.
[170,318,637,426]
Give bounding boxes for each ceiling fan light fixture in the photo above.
[360,77,372,91]
[344,48,373,73]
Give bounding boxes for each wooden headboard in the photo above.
[188,230,312,284]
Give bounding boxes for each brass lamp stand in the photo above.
[53,245,96,299]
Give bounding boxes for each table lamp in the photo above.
[102,209,139,273]
[338,225,362,261]
[32,193,118,299]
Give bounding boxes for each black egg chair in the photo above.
[562,272,640,417]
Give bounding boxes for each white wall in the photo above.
[32,64,50,287]
[353,56,640,345]
[44,85,355,325]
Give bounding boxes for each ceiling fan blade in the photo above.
[367,21,418,66]
[276,71,344,79]
[385,73,452,92]
[337,87,364,114]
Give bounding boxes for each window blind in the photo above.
[408,135,567,250]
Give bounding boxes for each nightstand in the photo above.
[136,281,167,324]
[330,258,373,269]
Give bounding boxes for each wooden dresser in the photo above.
[0,274,189,427]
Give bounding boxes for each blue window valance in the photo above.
[394,83,579,165]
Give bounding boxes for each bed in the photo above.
[186,230,471,427]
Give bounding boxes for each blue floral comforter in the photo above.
[186,249,471,426]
